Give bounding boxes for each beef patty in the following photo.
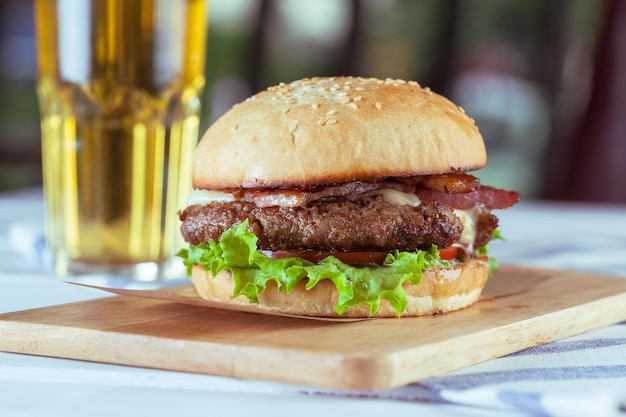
[179,196,498,253]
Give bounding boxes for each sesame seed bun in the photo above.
[183,76,501,318]
[192,76,486,190]
[190,258,490,318]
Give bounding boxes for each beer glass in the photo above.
[34,0,207,282]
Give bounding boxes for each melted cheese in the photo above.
[186,190,235,206]
[378,189,421,207]
[453,208,479,247]
[253,193,301,207]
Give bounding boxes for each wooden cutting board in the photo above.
[2,266,626,391]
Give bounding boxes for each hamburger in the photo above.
[178,76,520,318]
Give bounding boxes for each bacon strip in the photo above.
[234,178,519,210]
[241,181,414,208]
[416,186,521,210]
[420,173,480,193]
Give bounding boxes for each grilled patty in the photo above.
[179,196,497,253]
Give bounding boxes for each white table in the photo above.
[1,187,625,417]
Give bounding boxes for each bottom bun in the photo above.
[190,259,490,318]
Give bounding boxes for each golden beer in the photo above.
[34,0,207,281]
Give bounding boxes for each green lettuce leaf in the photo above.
[179,221,471,316]
[476,229,505,274]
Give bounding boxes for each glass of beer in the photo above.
[34,0,207,283]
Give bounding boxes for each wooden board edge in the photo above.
[381,291,626,390]
[2,267,626,391]
[0,320,391,391]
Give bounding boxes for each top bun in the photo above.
[193,77,486,189]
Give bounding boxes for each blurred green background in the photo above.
[1,0,621,201]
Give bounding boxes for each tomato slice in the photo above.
[438,246,460,260]
[328,251,389,265]
[265,250,388,265]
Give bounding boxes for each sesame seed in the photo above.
[346,103,358,109]
[341,97,350,104]
[312,103,319,110]
[326,110,336,116]
[353,96,362,102]
[325,119,337,125]
[458,106,466,114]
[375,102,382,109]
